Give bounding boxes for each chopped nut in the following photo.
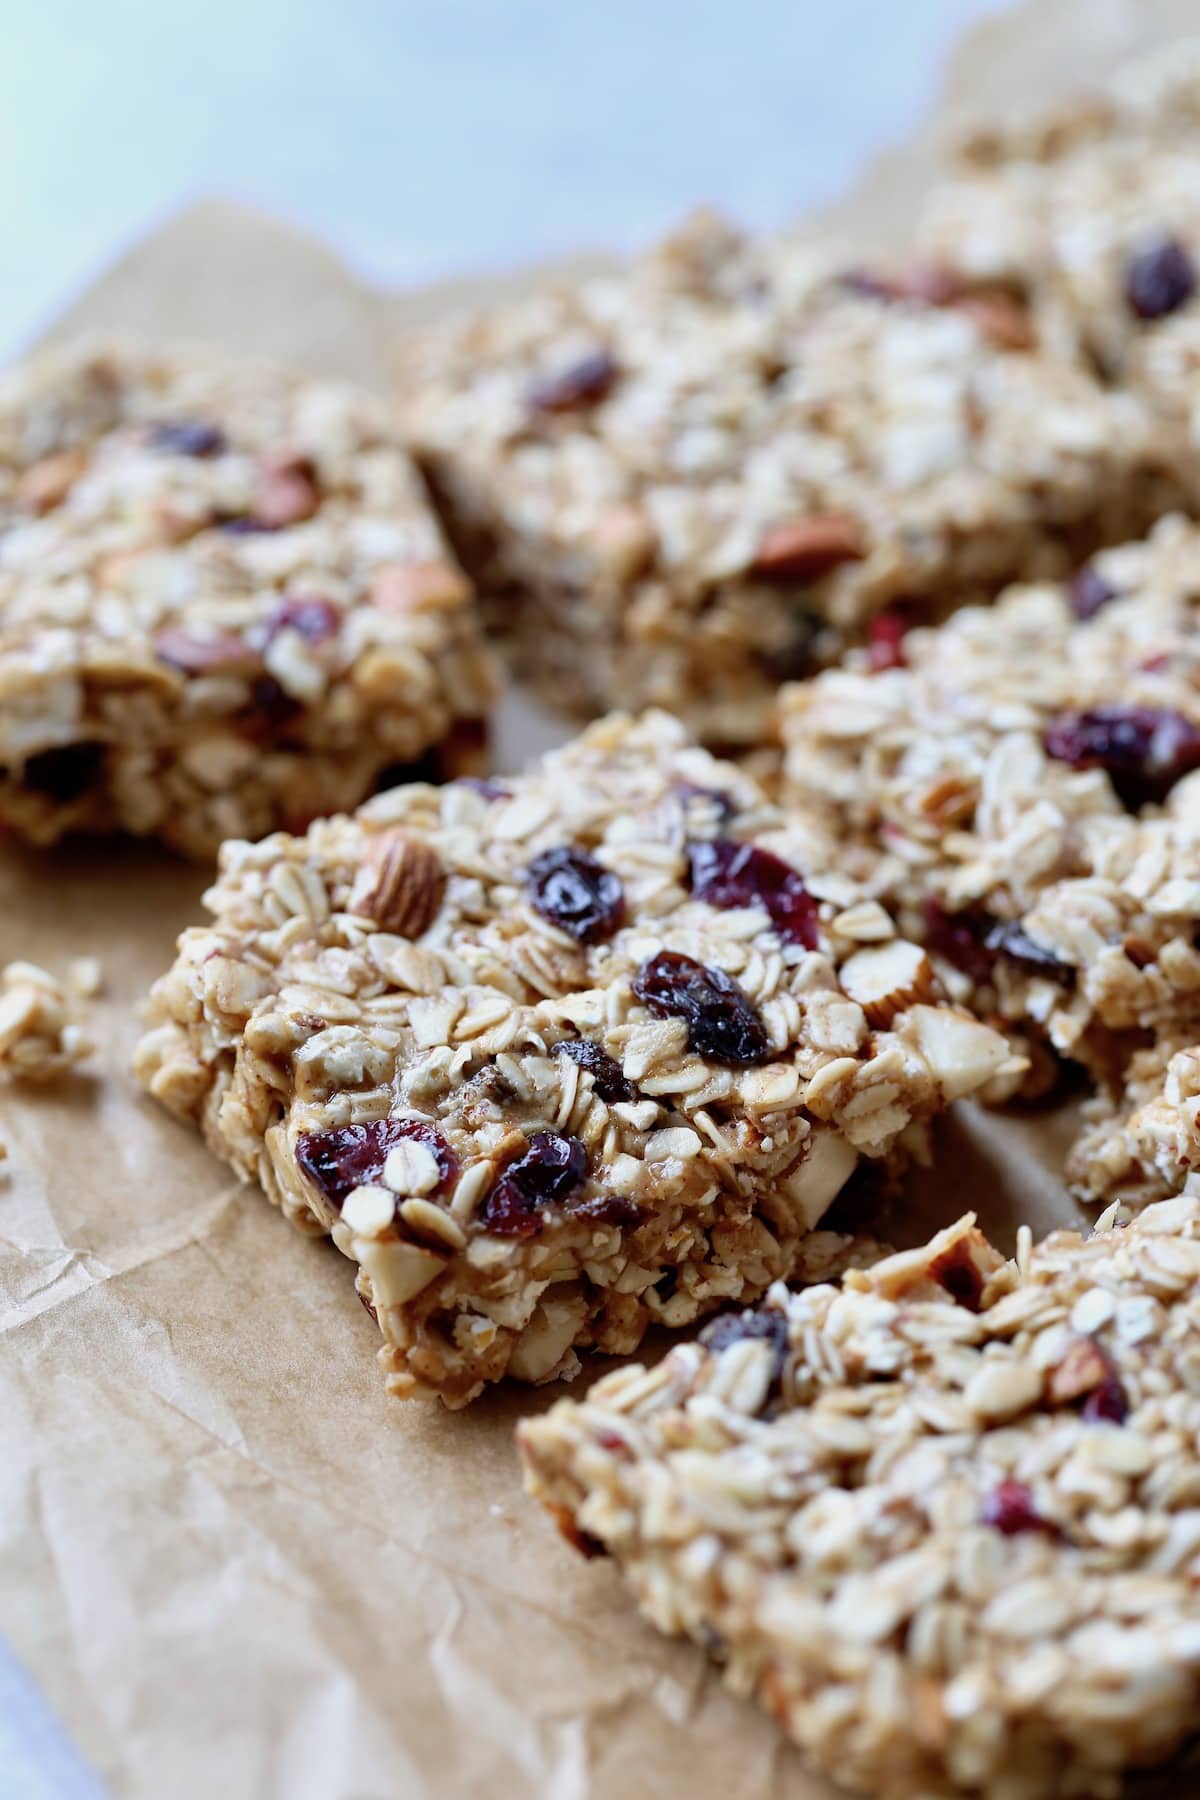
[16,447,87,513]
[340,1183,397,1238]
[839,940,936,1028]
[370,560,473,613]
[349,831,446,937]
[750,514,865,583]
[255,451,319,527]
[1045,1334,1110,1406]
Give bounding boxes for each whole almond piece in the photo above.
[350,831,445,938]
[751,514,865,583]
[371,560,472,613]
[16,448,88,514]
[840,939,937,1029]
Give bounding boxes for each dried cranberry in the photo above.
[1082,1375,1130,1425]
[1125,236,1196,321]
[922,899,995,986]
[483,1130,589,1236]
[267,596,340,644]
[1043,706,1200,806]
[457,776,510,801]
[984,921,1072,983]
[673,781,737,825]
[981,1480,1059,1538]
[528,349,617,413]
[866,607,911,672]
[633,949,771,1065]
[1067,564,1119,621]
[218,512,272,535]
[21,741,105,802]
[149,419,227,457]
[687,839,819,951]
[571,1193,642,1228]
[551,1038,637,1102]
[701,1306,789,1392]
[296,1119,455,1210]
[527,845,625,943]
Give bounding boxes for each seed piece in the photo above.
[528,348,618,413]
[1125,236,1196,320]
[350,831,445,938]
[632,949,770,1066]
[483,1131,589,1237]
[750,514,865,582]
[686,839,819,950]
[527,846,625,944]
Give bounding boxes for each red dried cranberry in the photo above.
[527,845,625,943]
[570,1193,642,1227]
[483,1130,589,1236]
[687,839,819,951]
[21,741,105,802]
[551,1038,638,1102]
[528,349,617,413]
[632,949,771,1065]
[1043,706,1200,806]
[1082,1375,1130,1425]
[922,899,996,986]
[1125,236,1196,321]
[150,419,227,457]
[268,596,340,644]
[981,1480,1059,1537]
[701,1306,789,1393]
[1067,564,1119,621]
[866,607,911,672]
[984,921,1072,983]
[296,1119,455,1210]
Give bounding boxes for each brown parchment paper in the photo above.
[3,4,1200,1796]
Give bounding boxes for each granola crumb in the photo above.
[0,960,95,1082]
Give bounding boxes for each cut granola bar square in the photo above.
[520,1198,1200,1800]
[135,711,1017,1405]
[0,340,497,857]
[400,213,1191,744]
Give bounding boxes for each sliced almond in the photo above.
[750,514,865,582]
[840,940,936,1029]
[1045,1335,1109,1406]
[371,559,472,613]
[16,448,88,514]
[355,1236,446,1309]
[902,1004,1012,1102]
[350,831,445,938]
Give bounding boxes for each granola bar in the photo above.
[918,43,1200,413]
[519,1199,1200,1800]
[0,340,497,857]
[134,710,1017,1405]
[399,213,1189,744]
[773,514,1200,1197]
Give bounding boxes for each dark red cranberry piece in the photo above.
[981,1479,1060,1537]
[701,1306,789,1395]
[687,839,819,951]
[984,921,1072,983]
[551,1038,637,1102]
[1067,564,1119,621]
[1125,236,1196,321]
[866,607,911,672]
[922,899,996,986]
[528,349,617,414]
[571,1193,642,1227]
[483,1130,589,1237]
[1043,706,1200,806]
[527,845,625,944]
[296,1119,456,1211]
[150,419,227,457]
[21,741,105,802]
[267,596,340,644]
[1082,1375,1130,1425]
[633,949,771,1066]
[218,512,272,535]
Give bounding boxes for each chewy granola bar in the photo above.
[774,514,1200,1200]
[399,213,1189,745]
[519,1199,1200,1800]
[0,340,497,857]
[918,43,1200,415]
[134,711,1018,1405]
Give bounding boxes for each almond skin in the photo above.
[751,514,865,583]
[350,831,445,938]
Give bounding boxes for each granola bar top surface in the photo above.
[918,43,1200,405]
[0,339,496,855]
[775,514,1200,1114]
[400,215,1189,740]
[134,710,1016,1406]
[519,1197,1200,1800]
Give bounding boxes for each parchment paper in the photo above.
[3,4,1198,1795]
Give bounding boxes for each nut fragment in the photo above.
[954,293,1037,352]
[371,560,472,613]
[349,832,446,937]
[839,940,936,1028]
[255,451,319,528]
[16,448,87,513]
[750,515,865,582]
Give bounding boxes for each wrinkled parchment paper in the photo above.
[4,3,1199,1795]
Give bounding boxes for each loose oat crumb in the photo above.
[0,960,94,1081]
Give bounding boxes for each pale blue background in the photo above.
[0,2,998,1793]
